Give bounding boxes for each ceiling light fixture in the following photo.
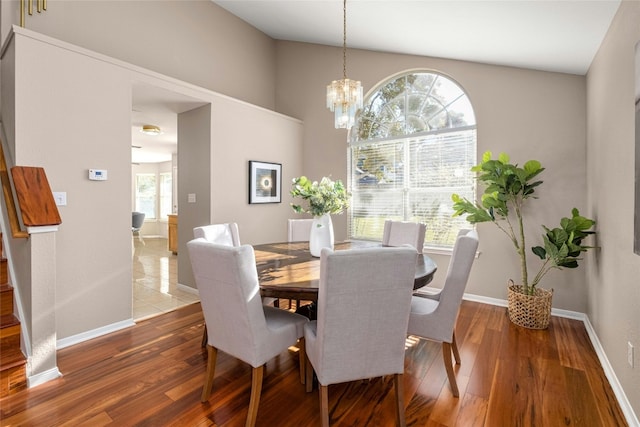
[326,0,363,130]
[140,125,162,135]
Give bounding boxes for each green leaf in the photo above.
[548,228,568,246]
[482,151,492,163]
[532,246,546,259]
[498,152,509,164]
[557,243,569,260]
[523,160,542,176]
[514,168,528,184]
[558,260,579,268]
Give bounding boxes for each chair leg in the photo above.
[442,342,459,397]
[298,337,306,384]
[305,354,314,392]
[451,331,461,364]
[393,373,406,427]
[319,384,330,427]
[246,365,264,427]
[201,345,218,402]
[201,324,208,348]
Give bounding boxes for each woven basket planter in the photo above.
[507,283,553,329]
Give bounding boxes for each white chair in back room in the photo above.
[382,219,426,253]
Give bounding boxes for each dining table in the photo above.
[255,240,438,302]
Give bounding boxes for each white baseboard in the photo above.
[582,316,640,427]
[56,319,135,350]
[177,283,199,295]
[28,367,62,389]
[463,292,507,307]
[462,292,638,426]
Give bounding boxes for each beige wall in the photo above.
[177,104,212,289]
[276,41,589,312]
[586,0,640,416]
[0,0,276,110]
[7,27,301,339]
[13,31,134,338]
[210,100,304,246]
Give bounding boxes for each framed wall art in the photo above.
[248,160,282,204]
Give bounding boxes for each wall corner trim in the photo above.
[27,366,62,389]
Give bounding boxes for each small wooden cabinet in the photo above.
[168,214,178,254]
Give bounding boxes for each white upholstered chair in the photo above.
[304,246,418,427]
[287,218,314,242]
[382,220,427,254]
[193,223,244,346]
[193,223,241,246]
[187,239,309,427]
[406,229,478,397]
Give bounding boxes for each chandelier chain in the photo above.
[343,0,347,79]
[326,0,362,129]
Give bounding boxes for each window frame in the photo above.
[347,71,477,251]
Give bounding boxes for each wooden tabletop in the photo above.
[255,241,437,302]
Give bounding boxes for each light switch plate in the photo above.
[53,192,67,206]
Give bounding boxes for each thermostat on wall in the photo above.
[89,169,108,181]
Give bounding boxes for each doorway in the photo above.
[131,83,207,321]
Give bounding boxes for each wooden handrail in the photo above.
[11,166,61,227]
[0,142,28,238]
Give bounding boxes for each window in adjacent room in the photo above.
[348,71,477,250]
[135,173,157,220]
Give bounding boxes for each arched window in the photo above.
[348,71,477,250]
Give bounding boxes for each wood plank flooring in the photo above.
[0,300,628,426]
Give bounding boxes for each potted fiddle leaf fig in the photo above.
[451,151,596,329]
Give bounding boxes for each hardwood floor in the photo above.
[0,300,627,426]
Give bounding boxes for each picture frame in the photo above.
[248,161,282,204]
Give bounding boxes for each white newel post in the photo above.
[26,225,61,387]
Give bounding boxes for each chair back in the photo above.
[312,246,417,385]
[132,212,145,231]
[287,218,314,242]
[193,223,241,246]
[187,239,271,367]
[408,229,478,342]
[382,220,426,253]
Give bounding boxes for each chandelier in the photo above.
[326,0,363,130]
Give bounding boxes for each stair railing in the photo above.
[0,143,28,239]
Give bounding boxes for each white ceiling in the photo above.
[133,0,621,163]
[131,84,206,164]
[214,0,620,75]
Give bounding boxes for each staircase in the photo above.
[0,233,27,398]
